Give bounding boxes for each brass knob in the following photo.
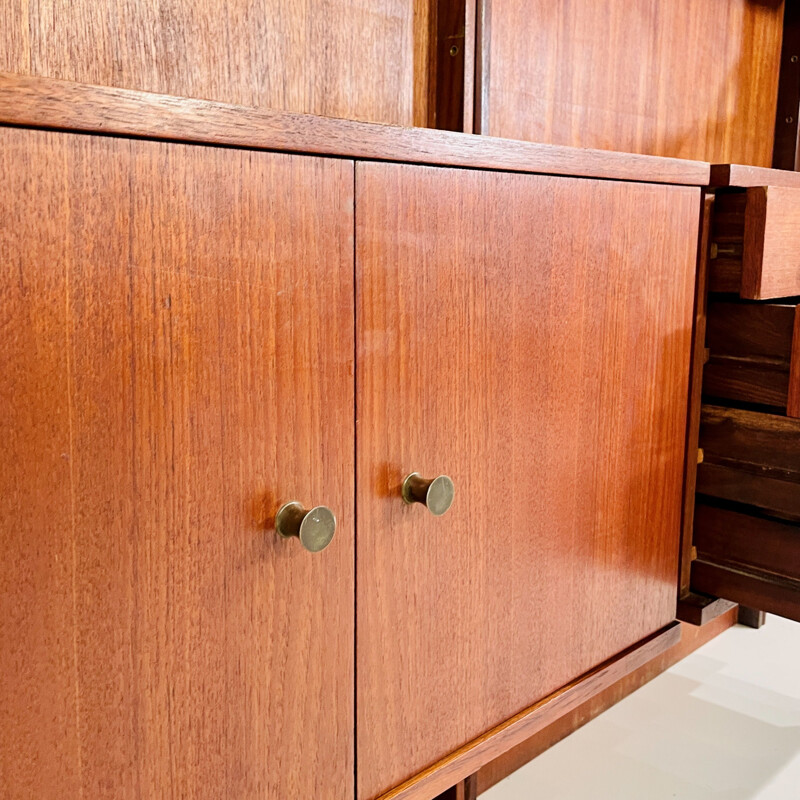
[276,502,336,552]
[401,473,455,516]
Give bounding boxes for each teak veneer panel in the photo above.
[0,72,711,185]
[0,128,355,798]
[742,186,800,299]
[478,0,783,165]
[0,0,416,125]
[376,624,682,800]
[356,164,699,799]
[476,608,738,793]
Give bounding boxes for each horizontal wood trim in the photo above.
[699,405,800,481]
[692,560,800,624]
[476,608,738,794]
[703,358,789,409]
[376,623,681,800]
[697,463,800,522]
[706,300,796,361]
[0,72,711,185]
[694,504,800,580]
[710,163,800,189]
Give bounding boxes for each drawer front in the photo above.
[703,299,800,417]
[356,163,699,799]
[710,186,800,299]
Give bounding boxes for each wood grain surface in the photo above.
[0,0,416,125]
[356,163,699,799]
[743,186,800,299]
[476,606,738,793]
[704,300,798,412]
[697,405,800,523]
[679,193,714,596]
[0,128,355,798]
[0,72,711,186]
[375,624,682,800]
[477,0,783,165]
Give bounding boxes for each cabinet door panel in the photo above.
[356,163,699,799]
[0,129,354,798]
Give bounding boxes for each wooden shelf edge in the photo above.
[376,622,682,800]
[710,163,800,189]
[0,72,710,185]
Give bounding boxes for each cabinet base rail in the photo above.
[377,622,681,800]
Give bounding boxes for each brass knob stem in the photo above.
[401,473,455,516]
[276,502,336,552]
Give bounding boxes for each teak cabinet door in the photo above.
[356,163,700,799]
[0,128,354,798]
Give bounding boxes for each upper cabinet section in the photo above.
[0,0,420,125]
[477,0,784,165]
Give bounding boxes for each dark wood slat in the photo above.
[0,72,711,185]
[697,463,800,523]
[377,624,681,800]
[707,300,796,359]
[694,504,800,580]
[700,406,800,480]
[476,608,738,794]
[703,358,790,409]
[692,560,800,624]
[708,191,745,293]
[789,306,800,417]
[431,0,468,132]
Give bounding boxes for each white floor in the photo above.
[483,616,800,800]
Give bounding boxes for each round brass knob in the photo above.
[401,473,455,516]
[276,502,336,552]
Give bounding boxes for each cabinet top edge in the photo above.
[710,163,800,189]
[0,72,710,186]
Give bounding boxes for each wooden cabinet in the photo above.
[356,163,700,799]
[0,75,723,800]
[0,127,355,798]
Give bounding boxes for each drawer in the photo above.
[692,405,800,622]
[697,405,800,522]
[692,503,800,623]
[703,299,800,416]
[709,186,800,299]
